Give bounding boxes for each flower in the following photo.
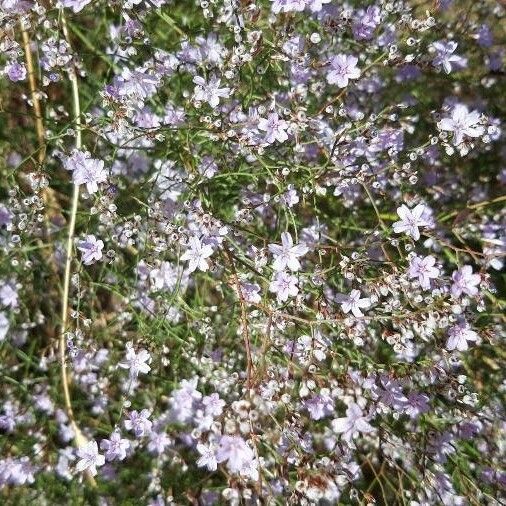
[193,75,230,108]
[100,432,130,462]
[0,281,18,308]
[124,409,152,437]
[5,61,26,82]
[339,289,370,318]
[258,112,289,144]
[408,255,440,290]
[438,104,485,146]
[196,443,218,471]
[270,0,306,14]
[268,232,308,271]
[393,204,431,241]
[332,403,374,444]
[64,150,108,194]
[446,321,479,351]
[451,265,480,297]
[305,392,334,420]
[215,435,255,474]
[180,236,214,273]
[118,68,160,100]
[75,440,105,476]
[77,235,104,265]
[269,271,299,302]
[60,0,92,13]
[118,344,151,378]
[431,41,467,74]
[326,54,361,88]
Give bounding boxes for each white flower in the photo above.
[408,255,440,290]
[326,54,361,88]
[180,236,214,273]
[446,321,479,351]
[193,75,230,108]
[75,440,105,476]
[332,403,374,444]
[339,289,370,318]
[392,204,431,241]
[118,344,151,377]
[0,312,9,341]
[268,231,308,271]
[196,443,218,471]
[269,271,299,302]
[438,104,485,146]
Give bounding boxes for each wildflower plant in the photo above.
[0,0,505,504]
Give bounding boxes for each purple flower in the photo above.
[216,435,255,474]
[193,75,230,108]
[270,0,306,14]
[352,6,381,40]
[118,68,160,100]
[196,442,218,471]
[0,204,13,228]
[75,440,105,476]
[77,235,104,265]
[5,61,26,82]
[408,255,440,290]
[202,393,225,417]
[451,265,480,297]
[124,409,152,437]
[147,430,172,455]
[100,431,130,462]
[0,281,18,308]
[269,271,299,302]
[64,150,108,194]
[446,321,479,351]
[326,55,361,88]
[305,392,334,420]
[431,41,467,74]
[258,112,289,144]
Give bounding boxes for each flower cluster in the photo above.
[0,0,504,504]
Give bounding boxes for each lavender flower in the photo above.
[268,231,308,272]
[5,61,26,82]
[269,271,299,302]
[446,321,479,351]
[393,204,431,241]
[408,255,440,290]
[258,112,289,144]
[124,409,152,437]
[64,150,108,194]
[326,55,361,88]
[75,440,105,476]
[100,431,130,462]
[77,235,104,265]
[193,76,230,108]
[451,265,480,297]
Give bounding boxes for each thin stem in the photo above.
[59,11,97,487]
